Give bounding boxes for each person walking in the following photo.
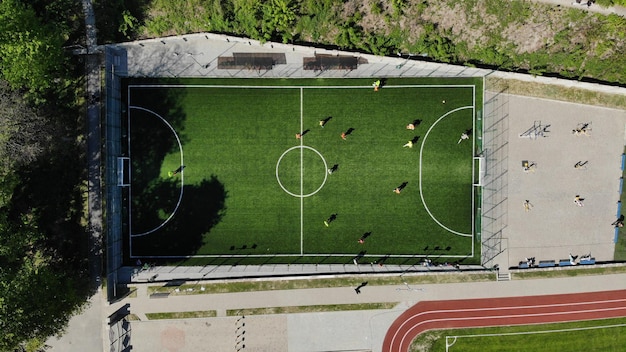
[394,182,408,194]
[458,132,470,144]
[354,281,368,294]
[574,161,588,169]
[523,200,533,212]
[319,116,332,128]
[324,213,337,227]
[373,79,381,91]
[168,165,186,177]
[574,195,584,207]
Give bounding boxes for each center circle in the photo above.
[276,146,328,198]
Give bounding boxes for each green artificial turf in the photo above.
[412,318,626,352]
[126,78,482,264]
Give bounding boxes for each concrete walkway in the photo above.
[116,272,626,352]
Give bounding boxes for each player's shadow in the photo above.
[131,175,227,257]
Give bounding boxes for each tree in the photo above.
[261,0,297,43]
[0,81,51,171]
[0,209,85,352]
[0,0,66,95]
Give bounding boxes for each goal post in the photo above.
[117,157,130,186]
[474,155,485,187]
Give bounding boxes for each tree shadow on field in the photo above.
[128,84,188,195]
[131,175,227,257]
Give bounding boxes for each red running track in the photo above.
[382,289,626,352]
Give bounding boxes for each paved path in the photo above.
[114,272,626,352]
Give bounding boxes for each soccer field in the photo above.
[124,78,482,265]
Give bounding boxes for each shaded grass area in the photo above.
[127,78,482,264]
[411,317,626,352]
[227,302,397,316]
[513,265,626,279]
[145,310,217,320]
[146,272,493,295]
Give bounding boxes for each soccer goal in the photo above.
[117,157,130,186]
[474,155,485,186]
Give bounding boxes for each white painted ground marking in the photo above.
[129,106,185,238]
[390,297,626,349]
[275,146,329,198]
[419,105,474,237]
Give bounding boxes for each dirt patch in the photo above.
[421,2,497,50]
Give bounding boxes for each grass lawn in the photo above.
[226,302,397,316]
[145,310,217,320]
[125,78,482,265]
[411,317,626,352]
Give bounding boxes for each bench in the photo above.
[303,54,359,71]
[559,259,575,266]
[518,262,529,269]
[580,257,596,265]
[538,260,556,267]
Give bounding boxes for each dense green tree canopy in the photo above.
[0,0,66,95]
[0,1,87,351]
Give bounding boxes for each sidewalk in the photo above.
[114,272,626,352]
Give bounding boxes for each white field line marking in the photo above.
[128,84,477,89]
[132,252,470,259]
[300,87,304,256]
[129,106,185,237]
[419,105,474,237]
[275,146,328,198]
[471,85,476,257]
[390,297,626,349]
[398,306,626,350]
[128,86,133,255]
[447,322,626,340]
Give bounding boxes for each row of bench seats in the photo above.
[518,257,595,268]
